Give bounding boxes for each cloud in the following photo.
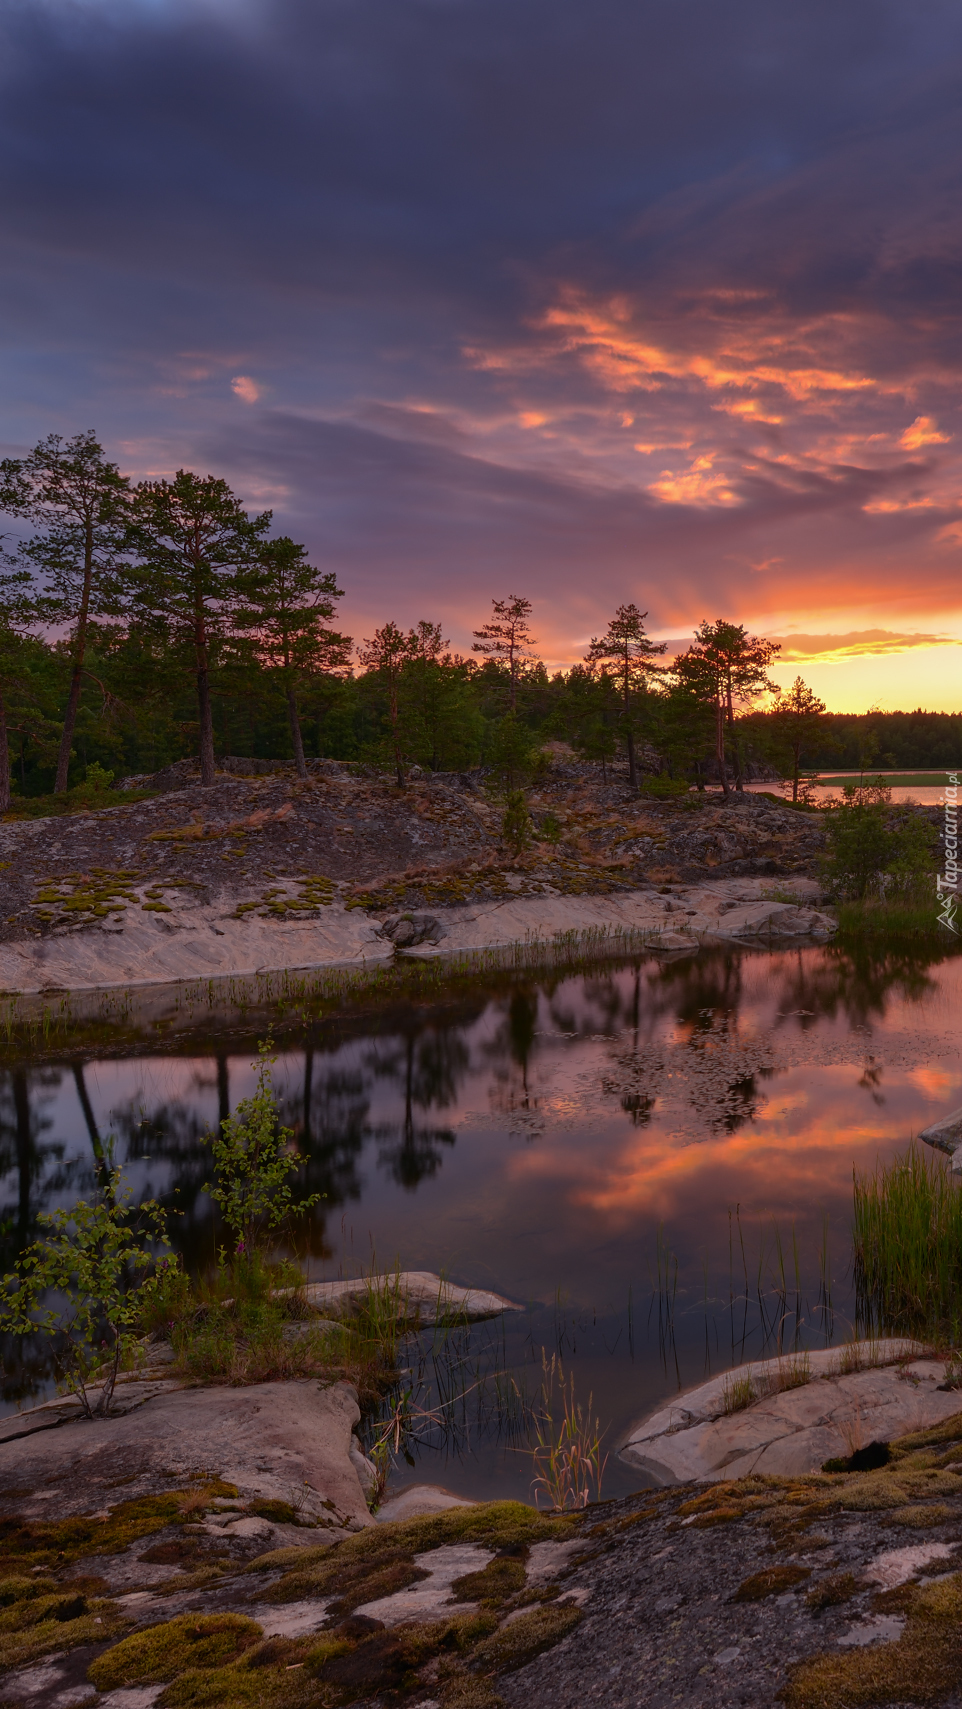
[773,630,961,661]
[900,416,950,449]
[231,375,261,404]
[2,0,962,699]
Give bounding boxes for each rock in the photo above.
[920,1102,962,1167]
[620,1341,959,1484]
[376,1484,476,1523]
[380,914,448,947]
[355,1542,495,1625]
[0,1379,374,1532]
[300,1271,523,1325]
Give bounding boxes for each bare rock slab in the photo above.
[302,1270,523,1324]
[0,1378,372,1532]
[621,1341,961,1483]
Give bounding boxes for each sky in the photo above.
[2,0,962,711]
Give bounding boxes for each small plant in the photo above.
[0,1166,169,1417]
[528,1354,607,1510]
[501,790,532,855]
[721,1371,758,1414]
[538,811,563,844]
[205,1038,321,1255]
[771,1352,811,1393]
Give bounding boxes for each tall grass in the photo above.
[853,1142,962,1341]
[528,1354,607,1511]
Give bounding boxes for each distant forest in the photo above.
[1,432,959,805]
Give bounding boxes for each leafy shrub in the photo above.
[0,1167,169,1416]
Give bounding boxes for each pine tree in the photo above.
[770,677,828,802]
[357,621,415,786]
[128,472,271,785]
[0,432,132,793]
[0,561,51,811]
[583,604,665,789]
[237,537,351,778]
[472,596,536,712]
[690,620,781,792]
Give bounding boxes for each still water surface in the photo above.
[2,943,960,1500]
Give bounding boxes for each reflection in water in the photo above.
[1,937,960,1496]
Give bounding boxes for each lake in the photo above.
[2,939,960,1503]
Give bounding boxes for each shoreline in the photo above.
[0,877,835,1027]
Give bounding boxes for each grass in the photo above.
[528,1355,608,1511]
[138,1254,416,1408]
[835,895,954,951]
[722,1372,758,1414]
[853,1142,962,1342]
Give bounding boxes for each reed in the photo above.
[528,1353,608,1511]
[853,1142,962,1341]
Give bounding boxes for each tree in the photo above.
[358,621,414,786]
[0,561,51,812]
[584,604,666,789]
[237,536,351,779]
[0,1167,169,1417]
[0,432,132,793]
[206,1042,320,1257]
[400,623,483,772]
[689,620,781,792]
[770,677,828,803]
[473,596,537,712]
[128,472,272,786]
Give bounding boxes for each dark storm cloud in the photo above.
[2,0,962,655]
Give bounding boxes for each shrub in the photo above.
[0,1167,169,1417]
[205,1040,321,1256]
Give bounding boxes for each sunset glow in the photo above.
[1,0,961,711]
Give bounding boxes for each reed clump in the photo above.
[853,1142,962,1342]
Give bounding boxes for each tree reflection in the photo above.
[366,1028,466,1189]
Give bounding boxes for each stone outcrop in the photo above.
[620,1341,958,1484]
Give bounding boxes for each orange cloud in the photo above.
[900,416,950,449]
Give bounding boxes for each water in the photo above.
[2,940,961,1503]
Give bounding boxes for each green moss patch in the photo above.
[262,1502,577,1605]
[89,1613,264,1691]
[0,1573,128,1672]
[892,1504,952,1527]
[451,1555,527,1606]
[806,1573,859,1612]
[0,1483,237,1572]
[467,1602,583,1674]
[785,1570,962,1707]
[733,1564,811,1602]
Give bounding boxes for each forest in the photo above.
[1,431,959,809]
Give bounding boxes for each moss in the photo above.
[0,1592,128,1672]
[689,1505,746,1528]
[733,1564,811,1602]
[784,1570,962,1707]
[451,1555,527,1606]
[266,1502,577,1605]
[892,1505,952,1527]
[806,1573,859,1612]
[88,1614,264,1690]
[467,1602,583,1674]
[158,1663,301,1707]
[329,1557,430,1615]
[441,1680,505,1709]
[892,1413,962,1455]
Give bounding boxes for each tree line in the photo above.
[0,429,948,812]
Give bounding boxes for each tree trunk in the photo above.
[287,686,308,779]
[717,700,730,798]
[0,685,9,814]
[389,679,404,786]
[626,726,637,790]
[726,684,744,791]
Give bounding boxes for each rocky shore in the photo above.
[0,755,839,1003]
[3,1336,962,1707]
